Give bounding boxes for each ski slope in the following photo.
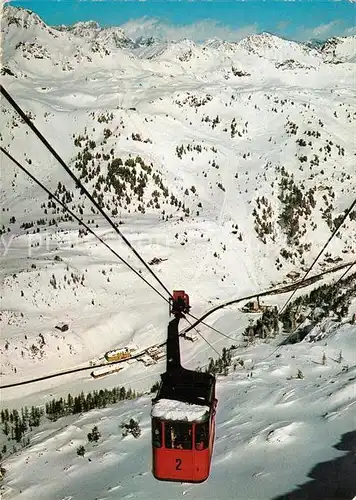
[1,321,356,500]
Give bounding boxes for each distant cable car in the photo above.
[151,290,218,483]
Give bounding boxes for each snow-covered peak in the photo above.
[237,31,322,65]
[72,20,101,31]
[2,4,47,32]
[321,35,356,63]
[165,38,198,53]
[204,39,239,52]
[238,31,286,53]
[56,19,133,49]
[134,35,160,48]
[138,37,200,63]
[96,27,134,49]
[56,20,102,37]
[149,37,231,67]
[1,5,138,78]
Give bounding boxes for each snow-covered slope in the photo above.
[237,32,323,65]
[1,321,356,499]
[321,35,356,63]
[56,20,134,49]
[1,5,136,78]
[0,3,355,414]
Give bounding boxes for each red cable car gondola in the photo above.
[151,291,218,483]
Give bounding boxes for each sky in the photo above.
[7,1,356,42]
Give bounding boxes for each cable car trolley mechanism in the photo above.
[151,290,218,483]
[169,290,190,316]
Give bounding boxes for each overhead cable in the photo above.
[184,316,221,357]
[279,197,356,314]
[1,147,170,304]
[0,85,173,300]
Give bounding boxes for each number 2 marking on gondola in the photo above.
[175,458,182,470]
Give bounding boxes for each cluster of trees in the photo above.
[0,209,15,235]
[175,93,212,108]
[240,272,354,346]
[321,202,334,230]
[1,406,43,451]
[76,425,102,457]
[243,307,280,340]
[252,195,276,244]
[107,157,150,201]
[285,120,299,136]
[74,134,88,148]
[131,132,152,143]
[305,186,333,231]
[72,133,185,216]
[175,143,206,159]
[45,386,139,421]
[1,385,140,462]
[277,167,317,246]
[97,112,114,124]
[231,67,250,77]
[279,271,355,333]
[310,154,320,167]
[201,114,221,129]
[76,417,141,458]
[121,418,141,439]
[304,129,321,139]
[205,347,236,376]
[87,425,101,443]
[14,182,78,233]
[47,270,85,292]
[54,181,74,205]
[333,209,356,232]
[230,118,241,138]
[296,138,307,147]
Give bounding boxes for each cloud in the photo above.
[276,20,290,31]
[344,25,356,35]
[311,21,340,37]
[296,20,355,40]
[119,17,258,42]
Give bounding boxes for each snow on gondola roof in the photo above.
[151,398,210,422]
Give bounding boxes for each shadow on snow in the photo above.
[273,430,356,500]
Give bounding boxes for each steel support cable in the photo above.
[264,260,356,361]
[297,259,356,331]
[279,196,356,315]
[0,322,221,389]
[187,312,238,341]
[334,260,355,283]
[2,265,353,389]
[0,350,149,389]
[1,147,169,304]
[0,85,173,300]
[184,316,221,357]
[4,153,232,346]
